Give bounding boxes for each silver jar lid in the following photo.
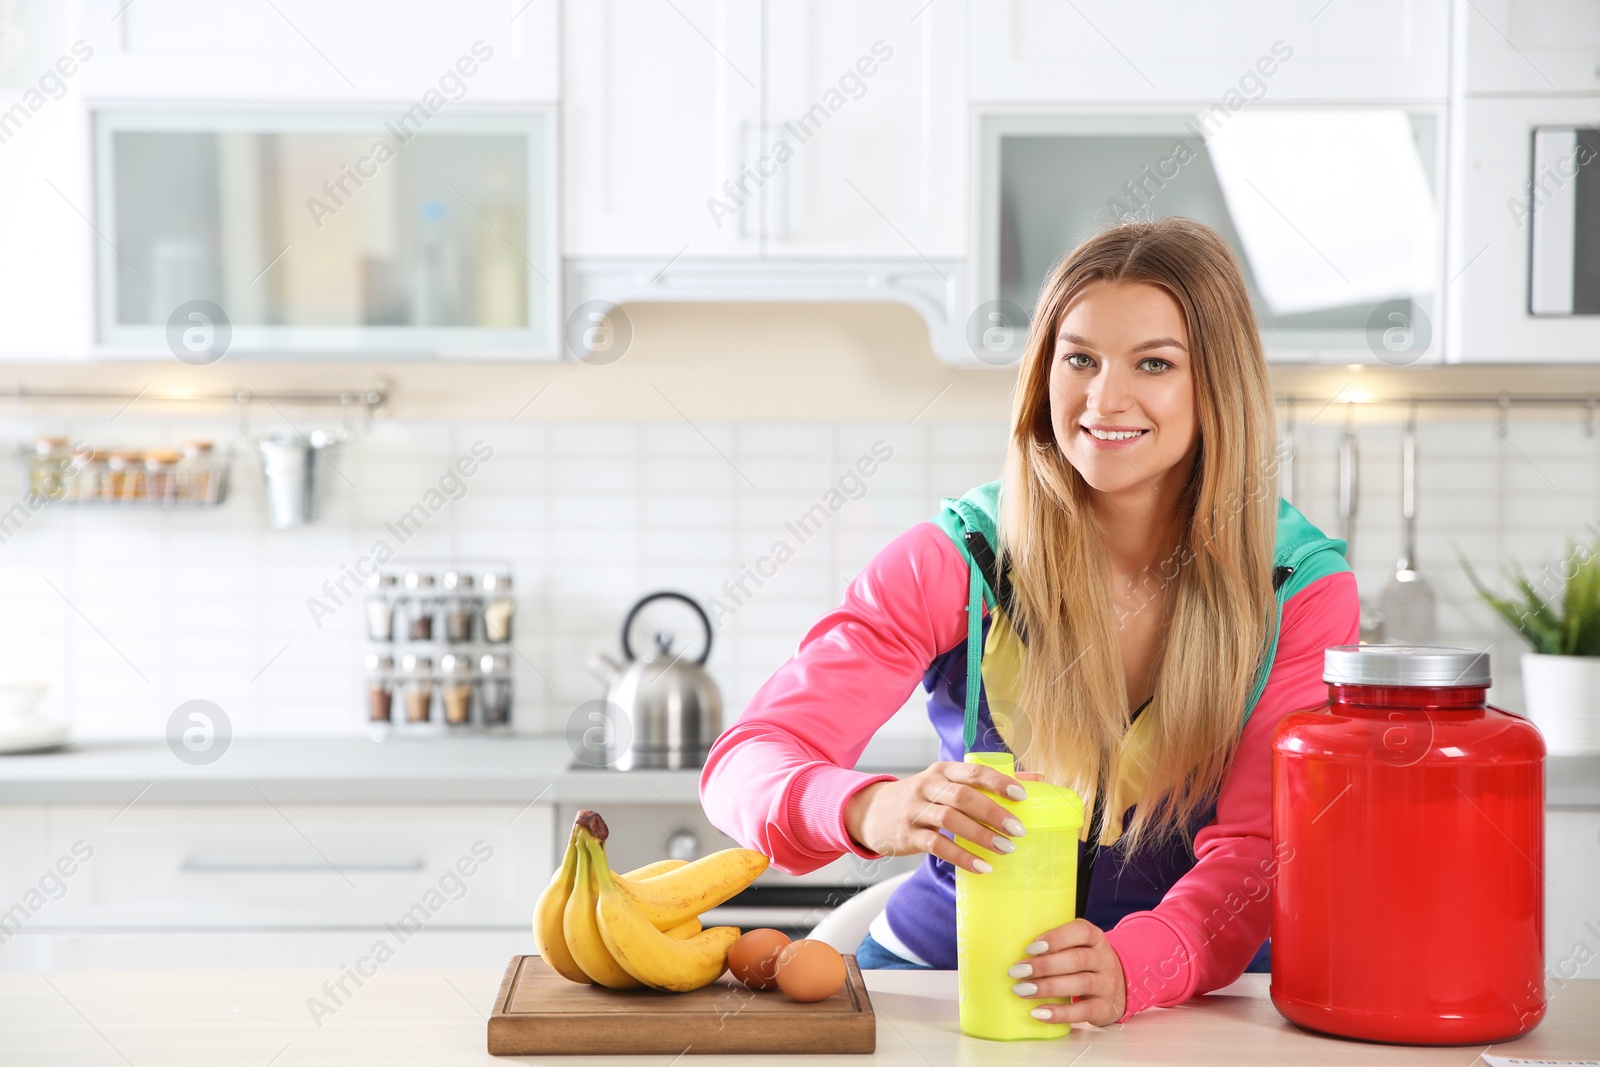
[1323,645,1490,687]
[439,652,475,676]
[367,571,397,590]
[443,570,474,592]
[481,572,512,593]
[403,571,435,591]
[479,652,510,675]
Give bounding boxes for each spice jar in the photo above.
[29,437,70,501]
[73,451,105,502]
[105,451,145,502]
[439,652,475,727]
[442,570,477,643]
[478,652,512,727]
[178,440,216,503]
[482,572,514,643]
[1272,645,1545,1045]
[403,571,437,640]
[364,572,397,642]
[400,653,435,724]
[364,652,395,724]
[144,450,180,504]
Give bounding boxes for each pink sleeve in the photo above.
[1103,570,1360,1020]
[698,522,971,875]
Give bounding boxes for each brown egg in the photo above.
[774,939,847,1003]
[727,928,791,990]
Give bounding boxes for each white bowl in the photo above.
[0,681,48,723]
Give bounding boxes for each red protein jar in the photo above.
[1271,645,1545,1045]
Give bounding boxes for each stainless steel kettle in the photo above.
[585,591,722,771]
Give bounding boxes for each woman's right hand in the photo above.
[842,761,1031,874]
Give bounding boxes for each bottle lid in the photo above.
[443,570,475,591]
[482,571,512,593]
[403,571,436,590]
[964,752,1084,830]
[1323,644,1490,687]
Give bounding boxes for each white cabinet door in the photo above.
[562,0,763,258]
[0,88,94,357]
[31,804,552,929]
[1452,96,1600,362]
[1546,809,1600,980]
[78,0,558,102]
[970,0,1449,103]
[1465,0,1600,96]
[761,0,965,259]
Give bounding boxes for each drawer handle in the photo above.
[180,858,427,873]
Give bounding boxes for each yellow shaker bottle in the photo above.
[955,750,1085,1041]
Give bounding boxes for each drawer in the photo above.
[1547,808,1600,980]
[35,804,553,929]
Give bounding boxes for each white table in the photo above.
[2,967,1595,1065]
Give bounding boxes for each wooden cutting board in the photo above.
[487,954,876,1056]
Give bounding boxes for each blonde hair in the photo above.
[997,217,1278,855]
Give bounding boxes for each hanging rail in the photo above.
[0,383,387,409]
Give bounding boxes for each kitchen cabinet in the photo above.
[562,0,964,260]
[560,0,763,259]
[1451,95,1600,362]
[2,803,552,930]
[970,0,1450,104]
[761,0,964,258]
[1547,808,1600,980]
[91,108,557,358]
[1464,0,1600,96]
[77,0,558,103]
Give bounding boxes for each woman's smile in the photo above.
[1080,424,1150,449]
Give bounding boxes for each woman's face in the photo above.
[1049,280,1200,498]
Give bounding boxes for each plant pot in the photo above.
[1520,652,1600,756]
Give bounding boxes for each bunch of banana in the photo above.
[532,809,769,993]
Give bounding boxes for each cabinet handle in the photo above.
[180,858,426,873]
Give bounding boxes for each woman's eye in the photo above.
[1064,353,1093,369]
[1138,357,1172,373]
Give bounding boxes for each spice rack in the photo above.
[19,437,231,507]
[362,562,517,735]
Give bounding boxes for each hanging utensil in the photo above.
[1381,405,1436,643]
[1280,400,1297,505]
[1339,411,1385,643]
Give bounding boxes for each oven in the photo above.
[556,789,920,940]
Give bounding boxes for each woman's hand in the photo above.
[841,761,1029,874]
[1006,918,1127,1026]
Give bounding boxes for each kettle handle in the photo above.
[621,591,713,666]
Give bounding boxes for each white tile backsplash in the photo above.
[0,415,1590,743]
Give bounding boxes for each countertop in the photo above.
[0,738,1594,808]
[3,967,1595,1065]
[0,735,940,805]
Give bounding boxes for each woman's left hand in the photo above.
[1007,917,1127,1026]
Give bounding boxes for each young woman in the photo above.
[699,217,1359,1026]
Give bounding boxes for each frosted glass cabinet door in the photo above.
[93,110,557,358]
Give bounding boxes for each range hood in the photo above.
[565,258,973,365]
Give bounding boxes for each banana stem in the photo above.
[575,810,609,841]
[584,836,616,891]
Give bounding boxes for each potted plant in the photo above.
[1460,539,1600,756]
